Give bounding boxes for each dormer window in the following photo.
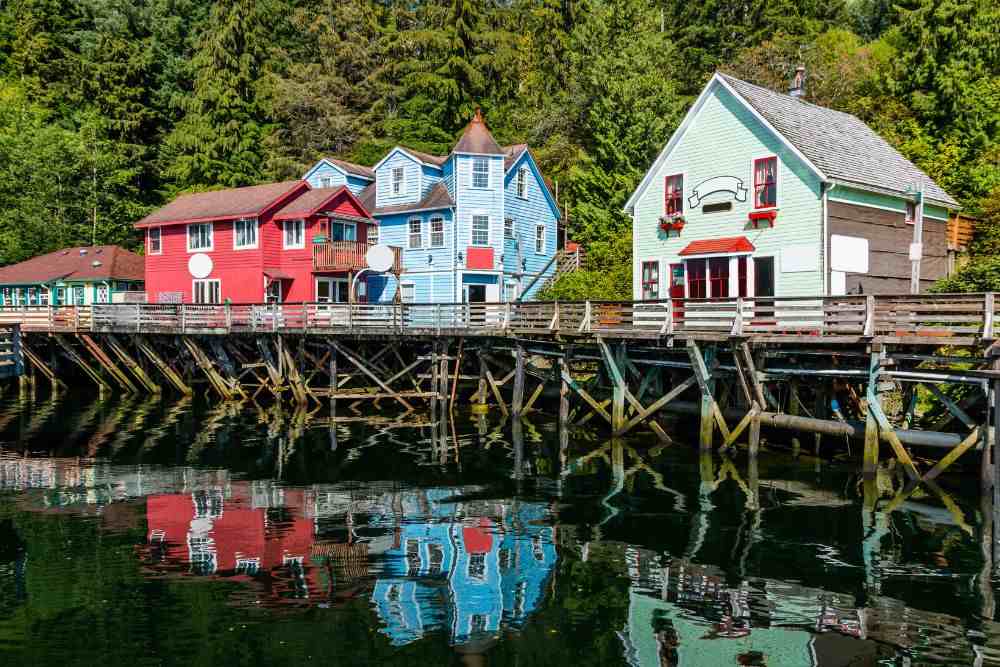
[517,167,528,198]
[753,157,777,208]
[472,158,489,188]
[664,174,683,217]
[392,167,404,195]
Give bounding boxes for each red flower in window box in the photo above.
[748,209,777,227]
[659,215,685,233]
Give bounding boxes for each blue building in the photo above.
[302,111,561,303]
[368,488,557,647]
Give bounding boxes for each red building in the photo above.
[136,181,380,304]
[146,485,319,599]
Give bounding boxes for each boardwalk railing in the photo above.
[0,294,996,343]
[0,323,23,379]
[312,242,402,272]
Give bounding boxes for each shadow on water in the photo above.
[1,390,1000,665]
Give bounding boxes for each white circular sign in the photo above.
[366,244,395,273]
[188,253,213,279]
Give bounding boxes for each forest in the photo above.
[0,0,998,298]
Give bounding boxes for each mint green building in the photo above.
[625,72,959,301]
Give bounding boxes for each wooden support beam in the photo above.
[21,341,66,391]
[105,335,160,393]
[923,427,981,481]
[523,381,546,414]
[135,336,191,395]
[182,337,235,400]
[208,339,247,399]
[686,340,729,450]
[484,363,509,417]
[720,407,760,453]
[79,334,138,392]
[281,340,309,404]
[511,343,526,416]
[923,382,978,429]
[789,379,802,456]
[52,334,110,394]
[863,351,880,479]
[617,376,696,436]
[561,370,611,426]
[256,337,284,389]
[867,391,920,481]
[329,340,414,411]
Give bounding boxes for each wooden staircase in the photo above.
[533,247,585,295]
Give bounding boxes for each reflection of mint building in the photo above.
[370,488,556,646]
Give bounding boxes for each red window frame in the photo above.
[708,257,730,298]
[753,157,777,209]
[737,256,747,297]
[641,261,660,300]
[664,174,683,217]
[687,259,707,299]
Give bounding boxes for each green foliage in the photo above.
[0,0,997,302]
[934,188,1000,292]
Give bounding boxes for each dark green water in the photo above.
[0,391,998,666]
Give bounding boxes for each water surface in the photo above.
[0,391,998,666]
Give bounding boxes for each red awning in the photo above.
[264,269,294,280]
[678,236,755,256]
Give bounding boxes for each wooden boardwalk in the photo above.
[2,294,999,499]
[0,292,997,346]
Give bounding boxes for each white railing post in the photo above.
[504,302,511,333]
[73,306,79,331]
[435,304,442,335]
[661,302,674,335]
[731,297,744,336]
[225,302,232,332]
[863,295,875,337]
[549,302,559,331]
[180,304,187,333]
[578,301,592,333]
[984,292,995,339]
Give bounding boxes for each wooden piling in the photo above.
[53,334,110,396]
[863,351,880,479]
[511,342,526,416]
[105,335,160,394]
[135,336,192,395]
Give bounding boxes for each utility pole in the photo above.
[909,185,924,294]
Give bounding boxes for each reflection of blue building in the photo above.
[370,488,557,646]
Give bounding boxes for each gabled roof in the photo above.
[717,74,958,208]
[679,236,755,256]
[136,181,306,227]
[503,144,528,171]
[359,181,455,216]
[626,73,959,212]
[322,158,375,180]
[372,146,447,172]
[272,186,373,222]
[453,109,504,155]
[0,246,144,285]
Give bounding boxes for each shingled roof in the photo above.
[272,186,373,222]
[359,181,454,216]
[717,73,958,208]
[453,109,504,155]
[136,180,306,227]
[324,158,375,180]
[503,144,528,171]
[0,246,144,285]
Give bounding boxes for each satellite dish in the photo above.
[366,244,395,273]
[188,253,213,279]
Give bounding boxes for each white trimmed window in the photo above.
[517,167,528,198]
[320,177,332,188]
[472,158,489,188]
[408,218,422,249]
[430,217,445,247]
[193,279,221,304]
[283,219,304,249]
[187,223,213,251]
[392,166,404,194]
[368,223,379,245]
[148,227,162,255]
[401,282,415,303]
[233,218,258,249]
[504,217,514,240]
[471,215,489,246]
[535,224,545,254]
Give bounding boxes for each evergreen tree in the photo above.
[163,0,281,190]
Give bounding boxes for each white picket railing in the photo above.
[0,293,995,342]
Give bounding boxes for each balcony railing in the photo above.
[312,241,402,273]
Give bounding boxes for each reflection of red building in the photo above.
[145,484,319,601]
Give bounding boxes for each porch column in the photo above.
[728,256,739,297]
[745,256,755,298]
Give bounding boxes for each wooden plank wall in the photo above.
[829,201,948,294]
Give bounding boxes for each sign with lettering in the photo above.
[688,176,748,208]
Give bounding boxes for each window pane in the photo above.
[472,216,489,245]
[392,167,404,194]
[430,218,444,247]
[149,228,161,253]
[754,157,777,208]
[535,225,544,253]
[408,219,422,248]
[504,218,514,240]
[472,158,489,188]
